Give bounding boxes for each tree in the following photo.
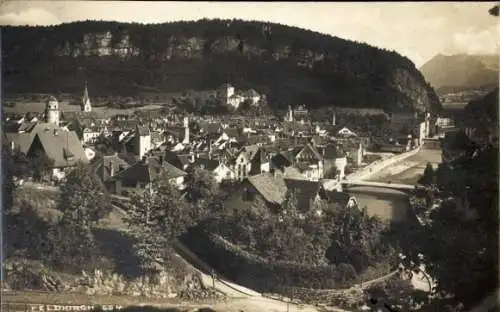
[419,163,435,186]
[11,147,31,178]
[125,174,193,270]
[364,278,427,312]
[44,216,96,271]
[2,144,16,215]
[398,146,498,310]
[183,167,222,220]
[57,162,111,227]
[29,150,55,182]
[323,204,389,272]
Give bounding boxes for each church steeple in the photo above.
[82,81,92,112]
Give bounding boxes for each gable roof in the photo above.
[4,132,34,154]
[247,174,288,205]
[30,129,88,168]
[114,157,186,184]
[92,154,130,181]
[193,157,220,172]
[199,122,223,135]
[246,173,321,212]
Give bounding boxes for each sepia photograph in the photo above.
[1,2,498,312]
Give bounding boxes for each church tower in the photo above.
[82,82,92,112]
[45,96,60,126]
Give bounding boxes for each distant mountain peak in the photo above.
[420,53,499,93]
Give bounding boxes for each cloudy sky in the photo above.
[0,1,498,67]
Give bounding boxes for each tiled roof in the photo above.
[247,174,288,205]
[31,129,88,168]
[115,157,186,184]
[193,158,220,171]
[92,154,130,181]
[4,132,33,154]
[199,122,222,135]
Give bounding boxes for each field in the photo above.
[3,100,165,118]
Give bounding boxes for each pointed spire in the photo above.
[83,81,89,101]
[82,81,92,112]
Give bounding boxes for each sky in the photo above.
[0,1,498,67]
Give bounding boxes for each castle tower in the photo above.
[182,117,190,144]
[45,96,60,126]
[82,82,92,112]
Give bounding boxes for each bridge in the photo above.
[341,180,417,191]
[323,179,419,193]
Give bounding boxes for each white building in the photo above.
[217,83,262,109]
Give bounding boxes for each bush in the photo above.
[180,229,358,292]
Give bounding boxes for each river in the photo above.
[349,144,442,223]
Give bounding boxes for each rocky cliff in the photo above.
[3,19,440,113]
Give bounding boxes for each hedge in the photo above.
[179,227,359,293]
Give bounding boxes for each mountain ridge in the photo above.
[3,19,441,113]
[419,53,498,94]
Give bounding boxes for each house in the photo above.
[164,151,193,171]
[225,174,319,214]
[192,157,235,183]
[27,128,88,180]
[119,125,152,159]
[245,89,261,105]
[285,105,310,123]
[92,153,130,190]
[318,144,347,180]
[112,155,187,195]
[225,173,358,216]
[214,127,244,149]
[241,145,270,175]
[82,127,102,145]
[290,143,324,181]
[336,127,357,138]
[217,83,262,109]
[228,148,252,181]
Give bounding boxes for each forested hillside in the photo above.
[3,19,440,113]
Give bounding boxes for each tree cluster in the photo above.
[397,141,498,310]
[11,148,54,182]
